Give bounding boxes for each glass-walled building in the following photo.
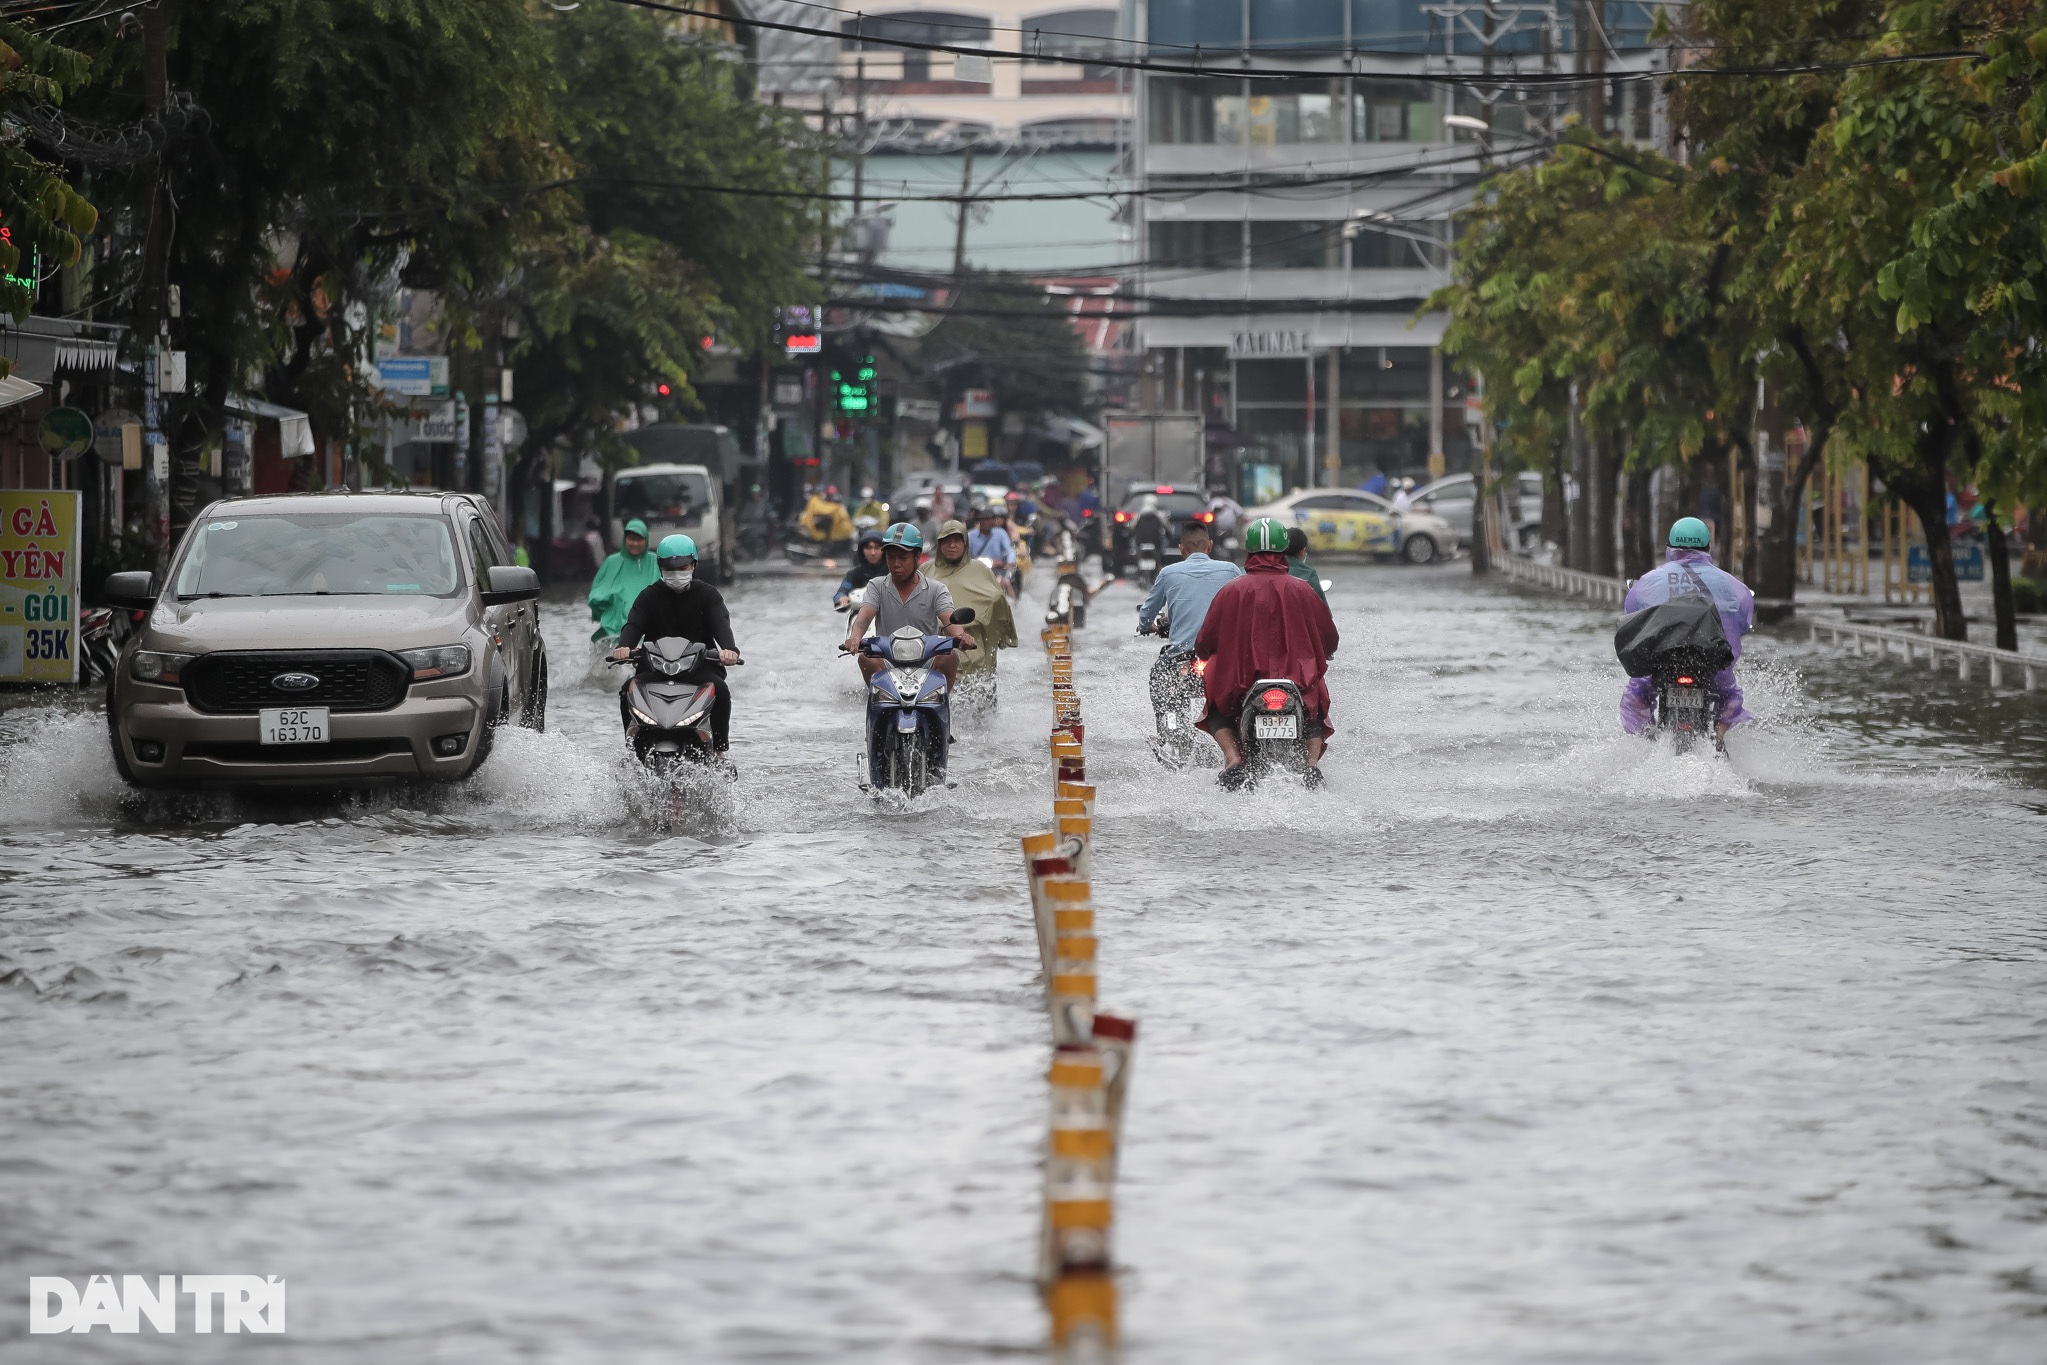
[1127,0,1668,494]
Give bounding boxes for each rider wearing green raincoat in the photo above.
[587,518,660,641]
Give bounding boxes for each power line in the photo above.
[600,0,1981,86]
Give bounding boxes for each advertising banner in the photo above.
[0,490,81,683]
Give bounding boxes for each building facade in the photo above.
[1128,0,1667,496]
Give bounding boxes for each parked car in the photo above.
[102,492,546,788]
[610,463,727,583]
[1411,471,1545,548]
[1110,485,1212,577]
[1245,488,1460,565]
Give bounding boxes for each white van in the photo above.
[610,463,727,584]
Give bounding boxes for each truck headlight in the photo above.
[130,651,197,684]
[397,645,471,680]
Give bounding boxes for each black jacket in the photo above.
[619,582,738,670]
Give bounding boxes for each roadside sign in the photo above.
[372,355,450,397]
[0,490,80,684]
[1907,543,1985,583]
[407,401,462,444]
[37,407,94,460]
[93,408,143,466]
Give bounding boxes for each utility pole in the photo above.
[949,145,977,294]
[136,2,173,568]
[851,57,866,219]
[1581,0,1608,133]
[1469,0,1499,574]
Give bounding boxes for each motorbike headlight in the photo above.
[130,650,197,684]
[397,645,471,680]
[890,637,926,665]
[630,706,656,725]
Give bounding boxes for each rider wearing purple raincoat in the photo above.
[1620,517,1756,734]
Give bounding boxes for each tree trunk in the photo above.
[1542,443,1566,554]
[1984,502,2017,653]
[1891,474,1966,640]
[1755,420,1834,607]
[1589,432,1618,577]
[1621,463,1653,579]
[1568,401,1591,571]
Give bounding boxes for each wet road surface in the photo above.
[1,563,2042,1362]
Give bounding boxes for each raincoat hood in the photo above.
[623,518,650,544]
[588,532,663,639]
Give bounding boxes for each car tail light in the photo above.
[1676,676,1695,685]
[1155,485,1173,494]
[1113,510,1129,523]
[1261,688,1288,711]
[1198,512,1214,522]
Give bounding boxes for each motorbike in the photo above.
[1231,677,1313,787]
[80,605,138,689]
[849,609,975,796]
[1128,510,1173,588]
[1140,615,1206,768]
[1650,651,1722,755]
[785,508,853,564]
[974,554,1020,601]
[611,636,741,776]
[1613,596,1733,758]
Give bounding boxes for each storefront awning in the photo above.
[0,372,44,410]
[226,393,316,457]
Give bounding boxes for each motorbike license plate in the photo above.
[260,706,329,744]
[1138,557,1157,570]
[1253,715,1298,740]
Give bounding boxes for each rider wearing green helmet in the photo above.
[842,521,976,691]
[612,530,742,752]
[1191,514,1341,789]
[1618,515,1757,743]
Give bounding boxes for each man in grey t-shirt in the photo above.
[841,523,976,690]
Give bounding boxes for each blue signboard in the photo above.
[1907,543,1986,583]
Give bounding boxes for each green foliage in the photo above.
[0,18,96,328]
[910,274,1090,420]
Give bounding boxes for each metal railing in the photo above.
[1808,619,2042,693]
[1494,552,1628,605]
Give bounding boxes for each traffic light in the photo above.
[832,356,877,414]
[775,304,821,355]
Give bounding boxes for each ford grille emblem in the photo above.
[271,671,320,692]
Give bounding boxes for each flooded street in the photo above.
[2,564,2043,1363]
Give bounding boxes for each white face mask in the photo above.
[661,568,694,591]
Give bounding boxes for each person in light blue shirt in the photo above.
[1136,520,1242,651]
[965,504,1015,569]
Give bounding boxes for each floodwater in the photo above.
[1,563,2042,1363]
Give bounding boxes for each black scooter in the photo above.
[1230,677,1313,786]
[1650,651,1722,755]
[612,636,740,773]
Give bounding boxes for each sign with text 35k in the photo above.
[30,1275,287,1334]
[0,491,80,684]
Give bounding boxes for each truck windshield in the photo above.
[616,471,711,521]
[172,513,462,598]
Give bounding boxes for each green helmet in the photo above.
[656,533,698,565]
[1244,517,1291,553]
[881,521,924,551]
[1667,516,1711,550]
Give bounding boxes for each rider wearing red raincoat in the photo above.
[1193,517,1340,786]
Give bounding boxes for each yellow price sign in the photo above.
[0,490,81,683]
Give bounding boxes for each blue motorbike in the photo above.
[853,611,974,796]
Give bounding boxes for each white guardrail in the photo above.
[1808,618,2042,693]
[1495,553,2043,693]
[1494,553,1628,605]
